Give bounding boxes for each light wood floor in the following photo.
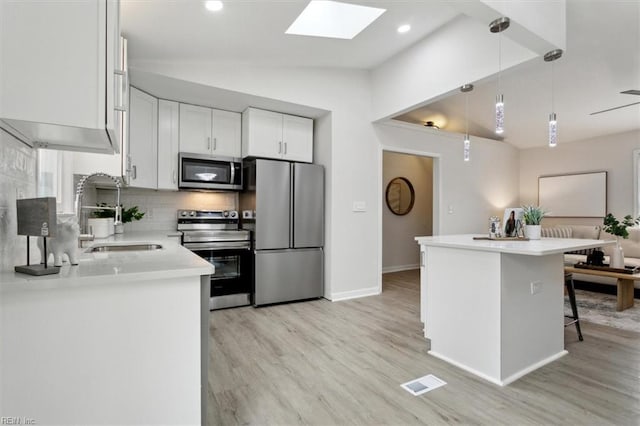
[208,270,640,425]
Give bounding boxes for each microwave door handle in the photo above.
[230,163,236,185]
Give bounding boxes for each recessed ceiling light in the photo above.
[205,1,223,12]
[397,24,411,34]
[286,0,386,40]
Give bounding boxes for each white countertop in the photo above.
[415,234,615,256]
[1,230,214,292]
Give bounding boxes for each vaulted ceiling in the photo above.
[121,0,640,149]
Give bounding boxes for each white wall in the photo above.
[370,15,537,121]
[376,121,520,235]
[129,61,380,301]
[519,129,640,227]
[382,152,432,272]
[0,129,36,272]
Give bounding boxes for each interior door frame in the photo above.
[378,145,441,295]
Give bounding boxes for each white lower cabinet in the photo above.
[157,100,180,190]
[128,87,158,189]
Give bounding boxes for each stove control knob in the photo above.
[223,211,229,218]
[189,211,196,217]
[229,211,237,218]
[180,211,187,217]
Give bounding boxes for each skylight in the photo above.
[285,1,386,40]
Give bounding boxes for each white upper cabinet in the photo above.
[179,104,241,158]
[282,114,314,163]
[0,0,125,154]
[179,104,212,155]
[128,87,158,189]
[157,100,180,191]
[212,109,242,158]
[242,108,313,163]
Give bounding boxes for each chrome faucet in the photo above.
[75,173,122,240]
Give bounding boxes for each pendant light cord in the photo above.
[498,32,502,93]
[465,91,469,136]
[551,61,555,112]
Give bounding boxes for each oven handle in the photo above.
[183,242,251,251]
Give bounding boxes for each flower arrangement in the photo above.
[521,205,547,225]
[602,213,639,239]
[92,203,145,223]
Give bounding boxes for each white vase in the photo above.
[610,238,625,269]
[525,224,541,240]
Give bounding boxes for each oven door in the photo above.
[185,244,252,310]
[179,153,242,190]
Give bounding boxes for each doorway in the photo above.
[380,150,437,296]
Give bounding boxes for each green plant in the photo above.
[602,213,639,239]
[92,203,145,223]
[521,205,547,225]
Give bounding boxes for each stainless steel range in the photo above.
[178,210,252,310]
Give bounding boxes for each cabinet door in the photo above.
[157,100,180,190]
[0,0,120,154]
[211,109,241,158]
[128,87,158,189]
[242,108,283,159]
[179,104,212,155]
[283,115,313,163]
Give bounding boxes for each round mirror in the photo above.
[385,177,415,216]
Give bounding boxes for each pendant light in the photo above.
[461,84,474,162]
[544,49,563,147]
[489,17,510,135]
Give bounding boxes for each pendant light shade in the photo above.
[495,94,504,134]
[548,113,558,147]
[489,17,510,135]
[461,84,474,162]
[544,49,563,147]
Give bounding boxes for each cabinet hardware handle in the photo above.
[278,141,282,154]
[132,165,137,180]
[207,137,211,150]
[420,251,425,267]
[284,142,287,155]
[213,138,217,150]
[173,170,177,184]
[114,70,128,112]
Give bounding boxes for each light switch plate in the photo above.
[353,201,366,212]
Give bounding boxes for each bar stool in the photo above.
[564,272,583,341]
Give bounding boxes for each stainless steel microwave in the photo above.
[178,153,242,190]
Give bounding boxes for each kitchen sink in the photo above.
[86,243,163,253]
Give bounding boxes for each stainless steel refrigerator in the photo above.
[240,159,324,306]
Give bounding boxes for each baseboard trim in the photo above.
[382,264,419,274]
[330,286,380,302]
[428,350,568,387]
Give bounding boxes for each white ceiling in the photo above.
[121,0,640,149]
[393,1,640,149]
[121,0,459,69]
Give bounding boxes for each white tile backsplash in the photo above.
[97,188,237,232]
[0,129,37,272]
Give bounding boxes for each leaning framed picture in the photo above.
[503,208,524,237]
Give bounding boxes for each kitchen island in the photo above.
[415,234,613,386]
[0,232,212,424]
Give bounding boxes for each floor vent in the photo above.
[401,374,446,396]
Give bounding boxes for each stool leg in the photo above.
[565,275,583,341]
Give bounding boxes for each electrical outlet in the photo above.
[531,280,542,295]
[448,205,454,214]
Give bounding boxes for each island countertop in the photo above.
[0,230,213,291]
[415,234,615,256]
